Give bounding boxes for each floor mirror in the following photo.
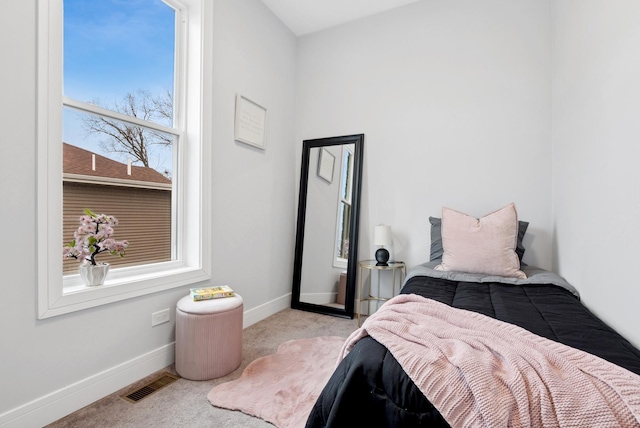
[291,134,364,318]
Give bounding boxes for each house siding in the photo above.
[63,182,172,273]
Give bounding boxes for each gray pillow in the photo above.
[429,216,529,264]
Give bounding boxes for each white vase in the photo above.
[79,263,110,286]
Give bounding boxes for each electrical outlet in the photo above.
[151,308,170,327]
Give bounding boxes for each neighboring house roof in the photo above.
[63,143,171,187]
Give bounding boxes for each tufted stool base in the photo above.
[175,294,243,380]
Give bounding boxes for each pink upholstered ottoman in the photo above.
[175,293,243,381]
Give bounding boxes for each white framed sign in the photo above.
[234,94,267,150]
[318,148,335,183]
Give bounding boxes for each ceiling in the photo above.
[260,0,421,36]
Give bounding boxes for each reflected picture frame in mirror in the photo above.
[291,134,364,318]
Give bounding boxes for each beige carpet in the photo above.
[46,309,358,428]
[208,336,344,428]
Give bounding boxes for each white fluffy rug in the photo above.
[207,336,345,428]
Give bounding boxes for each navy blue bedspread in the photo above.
[306,274,640,428]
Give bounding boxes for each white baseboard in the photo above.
[299,291,336,305]
[0,293,291,428]
[243,293,291,328]
[0,343,175,428]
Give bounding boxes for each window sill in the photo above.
[39,264,210,319]
[333,258,348,270]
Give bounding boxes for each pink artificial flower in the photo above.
[63,209,129,266]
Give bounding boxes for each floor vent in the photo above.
[121,373,180,403]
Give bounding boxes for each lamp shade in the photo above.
[374,225,392,247]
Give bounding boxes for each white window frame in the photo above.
[333,145,354,269]
[37,0,212,318]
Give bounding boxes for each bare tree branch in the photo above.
[82,90,173,168]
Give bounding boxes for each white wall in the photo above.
[210,0,297,313]
[552,0,640,347]
[0,0,296,426]
[295,0,553,269]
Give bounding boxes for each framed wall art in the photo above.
[317,148,335,183]
[234,94,267,150]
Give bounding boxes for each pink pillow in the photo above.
[435,204,526,279]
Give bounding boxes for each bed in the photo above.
[306,206,640,427]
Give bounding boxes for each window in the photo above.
[62,0,177,274]
[334,145,354,267]
[37,0,212,318]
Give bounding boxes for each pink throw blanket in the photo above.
[341,294,640,427]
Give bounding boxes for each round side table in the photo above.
[357,260,406,326]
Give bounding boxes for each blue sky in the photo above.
[63,0,175,173]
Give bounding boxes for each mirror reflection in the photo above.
[292,135,364,318]
[300,145,353,308]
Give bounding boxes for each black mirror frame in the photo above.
[291,134,364,319]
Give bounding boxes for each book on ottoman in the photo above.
[191,285,235,301]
